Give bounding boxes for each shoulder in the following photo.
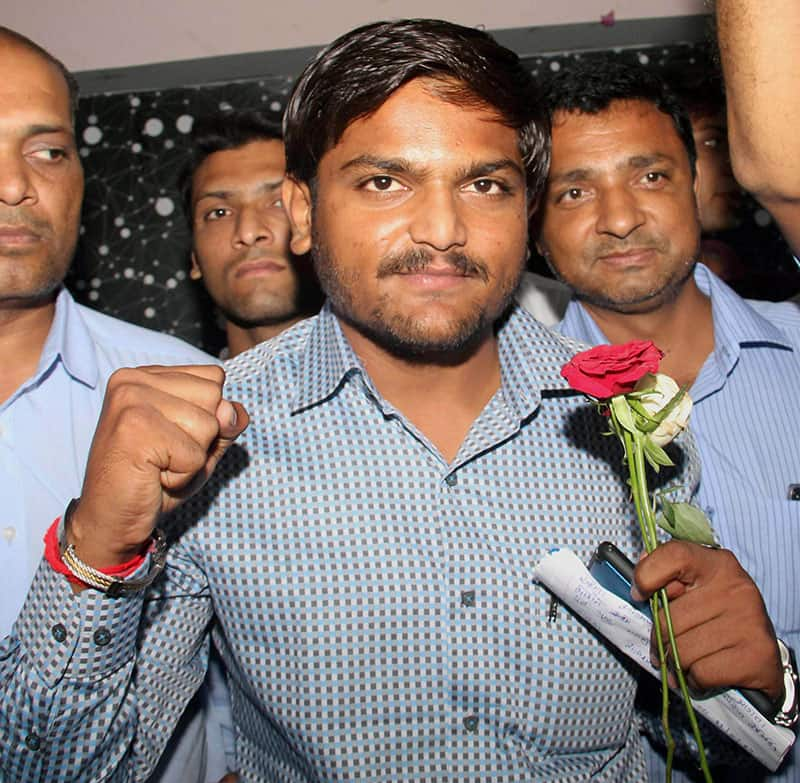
[745,297,800,340]
[75,302,213,365]
[500,304,591,394]
[222,317,313,396]
[509,303,590,355]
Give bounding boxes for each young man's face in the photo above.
[536,99,701,315]
[284,78,530,357]
[191,139,304,327]
[0,39,83,306]
[691,110,742,233]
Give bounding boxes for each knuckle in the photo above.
[208,364,226,385]
[183,407,220,447]
[106,366,141,393]
[716,547,741,571]
[117,401,157,433]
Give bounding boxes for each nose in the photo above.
[233,203,276,247]
[595,186,645,239]
[0,150,36,207]
[408,186,467,251]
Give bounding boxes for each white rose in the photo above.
[634,372,692,446]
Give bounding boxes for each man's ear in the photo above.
[282,176,313,256]
[189,252,203,280]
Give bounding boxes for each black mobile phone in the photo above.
[588,541,651,618]
[589,541,776,719]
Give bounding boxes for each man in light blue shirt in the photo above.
[534,58,800,780]
[0,26,233,783]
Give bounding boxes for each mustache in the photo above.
[0,211,52,236]
[592,235,669,258]
[376,248,490,282]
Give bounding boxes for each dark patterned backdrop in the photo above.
[68,43,800,352]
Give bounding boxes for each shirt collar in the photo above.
[292,303,363,413]
[559,297,610,347]
[38,288,99,389]
[692,263,794,398]
[557,264,795,401]
[559,263,793,352]
[292,302,577,420]
[495,305,577,419]
[694,262,793,351]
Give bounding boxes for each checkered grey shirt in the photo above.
[1,304,699,782]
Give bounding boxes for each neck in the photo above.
[581,278,714,389]
[0,298,57,404]
[225,316,305,358]
[340,321,502,463]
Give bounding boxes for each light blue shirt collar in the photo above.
[293,302,574,422]
[38,288,100,390]
[2,289,99,414]
[559,263,794,399]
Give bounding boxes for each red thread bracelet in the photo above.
[43,517,147,587]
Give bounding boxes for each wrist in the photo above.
[772,640,799,731]
[65,497,150,568]
[44,502,168,597]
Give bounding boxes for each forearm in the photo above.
[0,559,143,781]
[0,544,213,782]
[716,0,800,200]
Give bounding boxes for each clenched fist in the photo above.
[66,364,249,569]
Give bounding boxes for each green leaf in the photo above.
[658,498,716,546]
[628,398,660,433]
[610,396,637,435]
[643,436,675,468]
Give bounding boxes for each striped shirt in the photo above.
[1,304,699,782]
[559,264,800,782]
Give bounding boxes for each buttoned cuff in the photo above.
[15,557,145,688]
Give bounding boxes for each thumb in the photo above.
[210,399,250,461]
[167,401,249,506]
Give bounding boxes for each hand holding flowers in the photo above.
[562,340,715,781]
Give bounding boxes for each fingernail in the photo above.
[227,402,237,428]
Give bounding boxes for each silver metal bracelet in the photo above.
[61,498,168,597]
[774,639,799,731]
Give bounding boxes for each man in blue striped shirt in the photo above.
[535,59,800,781]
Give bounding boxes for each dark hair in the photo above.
[178,110,283,222]
[541,56,697,176]
[660,55,725,120]
[0,26,79,121]
[283,18,549,199]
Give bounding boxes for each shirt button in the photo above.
[463,715,479,732]
[51,623,67,643]
[93,628,112,647]
[1,526,16,544]
[25,732,41,751]
[445,474,458,487]
[460,590,476,607]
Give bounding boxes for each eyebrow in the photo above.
[549,153,678,185]
[340,154,525,182]
[27,123,73,138]
[194,178,284,204]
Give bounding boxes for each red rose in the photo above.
[561,341,664,399]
